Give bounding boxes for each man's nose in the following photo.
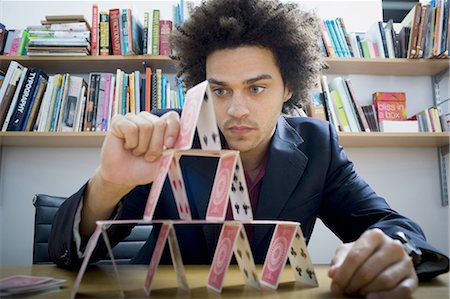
[227,92,250,118]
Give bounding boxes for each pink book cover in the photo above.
[159,20,172,56]
[372,92,407,122]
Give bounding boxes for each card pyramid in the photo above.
[71,81,318,298]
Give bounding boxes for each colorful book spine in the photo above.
[91,4,99,56]
[152,10,160,55]
[109,8,122,55]
[99,12,110,56]
[159,20,172,56]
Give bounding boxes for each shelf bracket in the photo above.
[438,145,449,207]
[432,69,449,206]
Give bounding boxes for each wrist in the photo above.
[392,231,423,267]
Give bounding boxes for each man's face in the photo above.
[206,46,292,155]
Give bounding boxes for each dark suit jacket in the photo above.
[49,116,449,280]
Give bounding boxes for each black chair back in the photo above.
[32,194,151,264]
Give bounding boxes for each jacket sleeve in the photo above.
[319,123,449,280]
[48,182,150,269]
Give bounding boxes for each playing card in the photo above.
[207,223,240,293]
[144,150,175,220]
[3,278,66,296]
[101,226,124,297]
[261,224,297,289]
[167,155,192,220]
[229,155,253,221]
[206,153,238,220]
[0,275,52,291]
[196,87,221,150]
[288,226,318,287]
[144,223,171,295]
[167,226,189,290]
[233,224,260,289]
[175,80,208,150]
[71,225,102,298]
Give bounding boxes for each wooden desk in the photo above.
[1,264,448,298]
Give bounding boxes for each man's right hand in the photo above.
[80,111,180,238]
[98,111,181,187]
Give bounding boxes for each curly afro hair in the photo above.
[170,0,324,113]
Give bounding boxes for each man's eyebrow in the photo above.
[208,74,273,86]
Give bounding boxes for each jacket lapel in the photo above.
[253,117,309,249]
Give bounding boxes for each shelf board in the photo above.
[1,56,448,76]
[323,58,450,76]
[0,55,177,74]
[0,132,448,148]
[338,132,450,147]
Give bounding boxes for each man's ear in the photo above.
[283,85,293,103]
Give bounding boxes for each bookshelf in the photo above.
[1,56,449,76]
[0,131,448,148]
[0,56,448,148]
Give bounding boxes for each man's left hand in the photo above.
[328,228,418,298]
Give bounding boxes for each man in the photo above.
[49,0,449,298]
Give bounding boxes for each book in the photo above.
[159,20,172,56]
[8,68,48,131]
[330,89,350,132]
[109,8,122,55]
[24,76,48,131]
[91,4,99,56]
[0,66,23,127]
[400,2,422,58]
[380,120,419,132]
[372,92,407,125]
[99,12,110,56]
[59,76,84,132]
[151,10,161,55]
[320,75,340,130]
[328,77,361,132]
[344,79,370,132]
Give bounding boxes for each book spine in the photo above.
[2,67,28,131]
[99,12,110,56]
[143,12,149,55]
[84,74,96,131]
[145,67,152,111]
[8,69,40,131]
[121,9,130,55]
[159,20,172,56]
[109,8,122,55]
[21,75,43,130]
[151,10,160,55]
[330,90,350,132]
[156,69,162,109]
[91,4,99,56]
[345,79,371,132]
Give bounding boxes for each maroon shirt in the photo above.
[225,156,268,242]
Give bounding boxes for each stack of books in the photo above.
[26,15,91,56]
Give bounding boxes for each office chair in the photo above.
[32,193,152,264]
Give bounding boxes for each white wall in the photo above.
[0,0,448,266]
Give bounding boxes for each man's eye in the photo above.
[249,86,264,94]
[213,88,228,96]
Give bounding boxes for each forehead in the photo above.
[205,46,282,83]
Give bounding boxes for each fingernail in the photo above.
[165,137,175,147]
[146,155,156,162]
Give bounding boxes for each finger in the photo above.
[345,239,406,294]
[360,256,416,296]
[366,275,418,299]
[145,116,168,161]
[328,243,352,278]
[160,111,180,148]
[126,112,156,156]
[331,229,385,294]
[109,114,139,150]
